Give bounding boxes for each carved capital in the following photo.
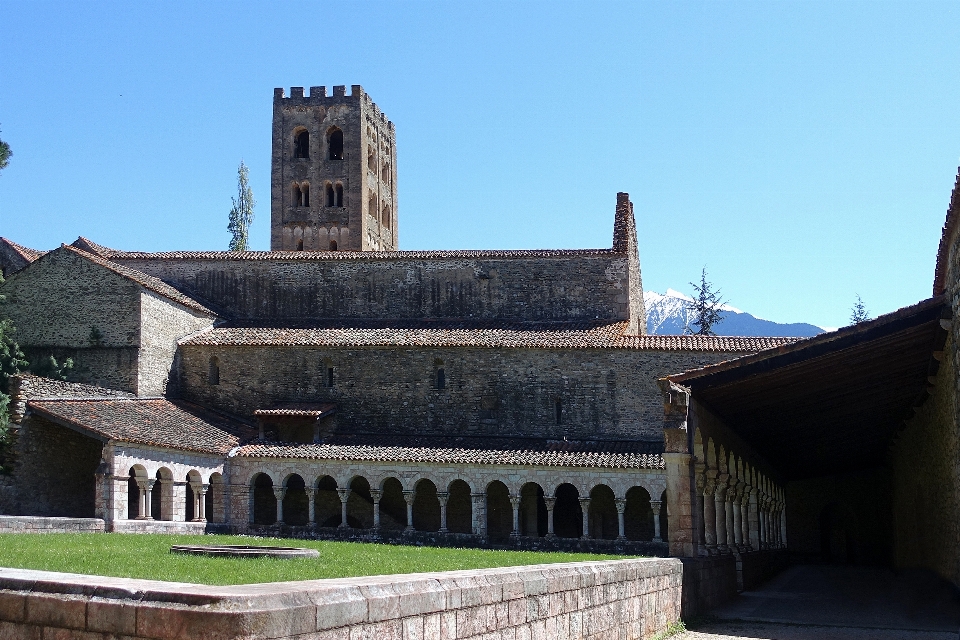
[336,488,351,504]
[543,497,557,510]
[615,498,626,514]
[402,490,416,506]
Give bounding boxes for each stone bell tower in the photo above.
[270,85,398,251]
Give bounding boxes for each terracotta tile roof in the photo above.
[181,320,794,352]
[27,398,257,455]
[62,245,216,316]
[101,248,617,261]
[933,167,960,296]
[70,237,119,258]
[254,403,337,418]
[0,238,44,262]
[236,434,664,469]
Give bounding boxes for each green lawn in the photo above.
[0,533,631,585]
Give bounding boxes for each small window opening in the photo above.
[381,162,390,182]
[327,367,335,388]
[296,239,303,251]
[301,183,310,207]
[555,398,562,425]
[334,183,343,207]
[368,147,375,170]
[325,183,334,207]
[292,183,303,207]
[329,240,338,251]
[294,130,309,159]
[436,368,445,390]
[208,357,220,385]
[369,195,377,219]
[382,204,391,229]
[329,129,343,160]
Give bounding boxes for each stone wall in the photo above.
[891,333,960,584]
[117,251,637,323]
[181,344,738,440]
[0,415,103,517]
[0,559,683,640]
[0,515,104,533]
[137,291,214,397]
[678,555,738,618]
[1,248,142,393]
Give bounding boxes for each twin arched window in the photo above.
[292,182,309,208]
[325,183,343,207]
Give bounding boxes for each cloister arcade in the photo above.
[242,464,668,543]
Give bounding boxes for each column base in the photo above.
[338,523,350,529]
[616,535,626,541]
[438,527,449,533]
[653,537,662,543]
[545,533,556,539]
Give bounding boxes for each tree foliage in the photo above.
[0,125,11,174]
[227,161,255,251]
[850,294,870,325]
[0,275,27,473]
[686,267,726,336]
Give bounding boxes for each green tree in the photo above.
[0,125,11,174]
[227,161,255,251]
[0,275,28,473]
[850,294,870,325]
[686,267,726,336]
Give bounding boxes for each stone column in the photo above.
[544,497,557,538]
[196,486,208,522]
[694,464,707,556]
[651,500,663,543]
[141,479,156,520]
[703,474,718,554]
[337,488,351,529]
[94,466,107,521]
[579,497,591,540]
[732,484,744,549]
[370,489,381,530]
[714,474,729,553]
[471,492,486,536]
[740,484,752,551]
[748,488,760,550]
[437,491,449,533]
[301,487,315,525]
[402,490,415,532]
[615,498,626,541]
[509,494,521,537]
[780,501,787,549]
[724,481,736,551]
[273,487,286,525]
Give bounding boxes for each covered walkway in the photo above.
[681,564,960,639]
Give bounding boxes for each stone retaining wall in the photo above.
[0,515,105,533]
[679,555,738,618]
[0,558,682,639]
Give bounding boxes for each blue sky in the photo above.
[1,1,958,330]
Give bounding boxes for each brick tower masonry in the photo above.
[271,85,398,251]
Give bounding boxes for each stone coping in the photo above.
[170,544,320,558]
[0,515,105,532]
[0,557,682,639]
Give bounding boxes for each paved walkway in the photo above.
[678,565,960,640]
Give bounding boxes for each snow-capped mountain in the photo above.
[644,289,824,337]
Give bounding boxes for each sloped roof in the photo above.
[28,398,257,455]
[70,237,120,258]
[237,434,664,469]
[0,238,44,263]
[181,320,795,352]
[254,403,337,418]
[933,167,960,296]
[61,245,216,316]
[101,248,616,261]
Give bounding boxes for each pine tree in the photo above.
[850,294,870,325]
[686,267,726,336]
[227,161,255,251]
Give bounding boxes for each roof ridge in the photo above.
[106,248,616,261]
[0,237,44,262]
[70,237,120,257]
[933,166,960,296]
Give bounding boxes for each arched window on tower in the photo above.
[368,147,376,171]
[329,128,343,160]
[329,240,338,251]
[369,195,377,220]
[292,183,303,207]
[301,182,310,207]
[335,183,344,207]
[294,129,309,159]
[325,183,334,207]
[382,204,391,229]
[296,239,303,251]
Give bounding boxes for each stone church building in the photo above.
[1,86,957,593]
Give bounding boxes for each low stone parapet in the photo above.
[110,519,229,535]
[0,515,105,533]
[0,557,682,639]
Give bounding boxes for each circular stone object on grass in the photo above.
[170,544,319,558]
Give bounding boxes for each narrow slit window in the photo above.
[301,183,310,207]
[208,357,220,385]
[294,130,309,159]
[292,183,303,207]
[335,183,343,207]
[436,367,446,390]
[555,398,562,425]
[327,367,334,388]
[329,129,343,160]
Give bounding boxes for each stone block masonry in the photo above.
[0,557,683,639]
[0,516,105,533]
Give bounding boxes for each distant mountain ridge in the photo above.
[644,289,824,338]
